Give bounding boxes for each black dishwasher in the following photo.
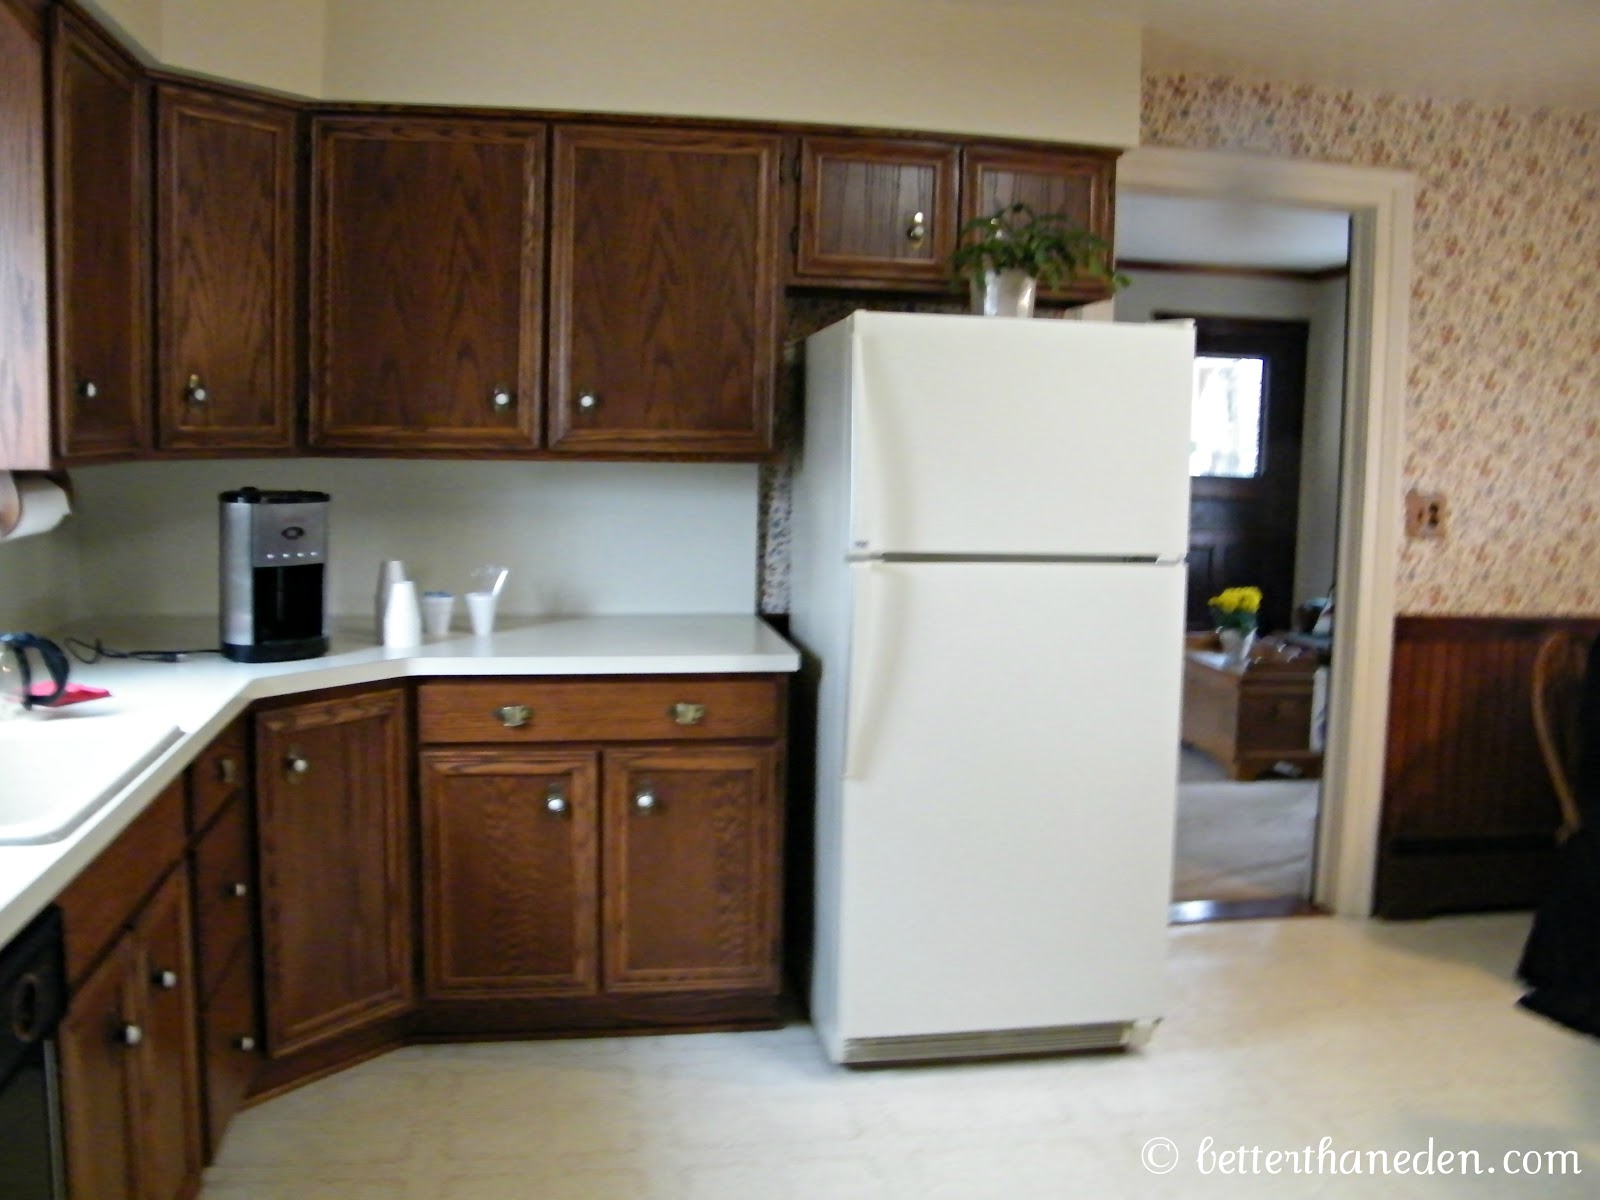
[0,906,66,1200]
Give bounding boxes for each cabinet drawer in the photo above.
[418,678,783,744]
[192,798,255,1002]
[188,720,248,832]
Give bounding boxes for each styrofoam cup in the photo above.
[466,590,497,636]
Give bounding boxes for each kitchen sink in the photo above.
[0,715,183,845]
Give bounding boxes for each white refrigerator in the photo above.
[789,311,1194,1065]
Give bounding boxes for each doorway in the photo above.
[1116,147,1415,918]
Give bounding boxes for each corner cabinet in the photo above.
[547,126,781,456]
[51,6,151,462]
[254,686,413,1061]
[416,676,784,1032]
[308,116,546,452]
[155,83,299,452]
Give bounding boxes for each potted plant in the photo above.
[950,202,1126,317]
[1208,586,1262,663]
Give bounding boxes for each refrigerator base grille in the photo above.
[839,1019,1154,1065]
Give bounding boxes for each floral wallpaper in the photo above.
[1142,75,1600,616]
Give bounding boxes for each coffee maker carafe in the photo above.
[220,488,330,662]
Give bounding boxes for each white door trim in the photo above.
[1118,146,1416,917]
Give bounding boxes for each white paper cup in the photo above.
[421,591,455,638]
[466,591,497,636]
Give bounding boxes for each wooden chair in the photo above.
[1530,630,1590,841]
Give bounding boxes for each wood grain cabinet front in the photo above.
[0,0,50,469]
[58,865,202,1200]
[959,144,1119,305]
[51,6,150,462]
[309,116,546,452]
[794,136,960,288]
[254,687,413,1058]
[155,83,299,452]
[417,676,785,1032]
[547,125,781,457]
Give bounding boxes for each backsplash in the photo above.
[1142,74,1600,616]
[11,459,761,631]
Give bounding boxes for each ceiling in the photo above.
[1081,0,1600,272]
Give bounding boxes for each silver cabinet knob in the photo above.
[236,1035,257,1052]
[153,969,179,990]
[285,753,309,777]
[906,210,927,245]
[491,386,513,409]
[218,756,238,785]
[577,392,598,411]
[668,702,706,726]
[120,1023,144,1047]
[545,791,567,815]
[78,379,99,400]
[230,881,250,899]
[634,790,656,812]
[186,373,209,404]
[495,704,532,729]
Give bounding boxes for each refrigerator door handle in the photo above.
[844,562,898,780]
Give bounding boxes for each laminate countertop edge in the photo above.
[0,613,800,946]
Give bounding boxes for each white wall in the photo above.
[59,459,760,623]
[84,0,1140,145]
[0,531,81,631]
[1115,267,1348,611]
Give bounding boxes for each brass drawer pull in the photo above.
[668,702,706,726]
[495,704,532,729]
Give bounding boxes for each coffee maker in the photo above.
[220,488,330,662]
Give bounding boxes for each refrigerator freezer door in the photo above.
[827,559,1182,1050]
[845,313,1193,559]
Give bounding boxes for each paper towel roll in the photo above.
[0,472,72,541]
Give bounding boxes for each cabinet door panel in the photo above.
[549,126,779,456]
[796,137,958,286]
[420,749,600,998]
[602,745,780,993]
[59,935,139,1200]
[311,118,544,450]
[960,145,1118,304]
[0,0,49,469]
[52,9,149,461]
[256,688,412,1055]
[131,869,202,1200]
[156,85,298,451]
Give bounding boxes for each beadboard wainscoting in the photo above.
[1377,616,1600,918]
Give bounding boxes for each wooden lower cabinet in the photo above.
[255,686,412,1059]
[421,744,780,1009]
[417,677,785,1031]
[59,866,202,1200]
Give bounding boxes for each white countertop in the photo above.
[0,613,799,947]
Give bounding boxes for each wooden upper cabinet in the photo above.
[0,0,49,470]
[960,144,1119,303]
[309,117,545,451]
[795,136,960,287]
[548,125,781,457]
[52,7,151,462]
[156,84,298,452]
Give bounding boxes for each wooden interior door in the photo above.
[1175,316,1310,633]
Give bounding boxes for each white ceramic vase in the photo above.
[1218,626,1256,665]
[971,269,1038,318]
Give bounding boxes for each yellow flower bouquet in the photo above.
[1208,586,1262,632]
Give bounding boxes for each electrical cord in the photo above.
[64,636,223,665]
